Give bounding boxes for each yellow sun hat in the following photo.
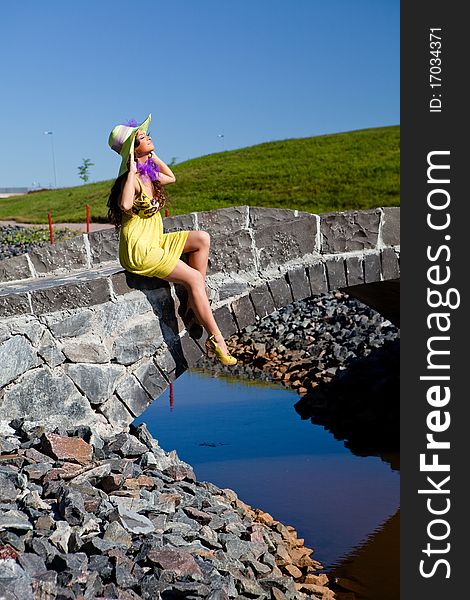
[108,114,151,178]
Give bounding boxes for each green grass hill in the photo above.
[0,125,399,224]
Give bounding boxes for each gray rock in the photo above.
[0,366,97,430]
[117,506,155,535]
[115,374,152,417]
[42,309,94,339]
[63,363,126,404]
[37,328,65,367]
[99,394,135,430]
[111,316,163,365]
[0,509,34,532]
[60,334,111,363]
[103,520,133,548]
[0,335,40,388]
[0,475,18,502]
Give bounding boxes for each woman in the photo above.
[107,114,237,366]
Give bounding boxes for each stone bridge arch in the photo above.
[0,206,399,438]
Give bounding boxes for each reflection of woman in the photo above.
[107,114,236,365]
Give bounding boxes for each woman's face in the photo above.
[134,129,154,158]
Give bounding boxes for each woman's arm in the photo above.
[151,153,176,185]
[119,156,138,211]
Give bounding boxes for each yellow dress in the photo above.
[118,175,190,278]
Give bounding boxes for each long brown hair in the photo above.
[107,171,171,230]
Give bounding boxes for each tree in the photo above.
[78,158,94,183]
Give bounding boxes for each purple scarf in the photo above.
[136,156,161,181]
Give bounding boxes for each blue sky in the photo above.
[1,0,399,188]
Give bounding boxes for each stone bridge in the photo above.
[0,206,399,439]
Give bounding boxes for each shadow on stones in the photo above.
[294,339,400,471]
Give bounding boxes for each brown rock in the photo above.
[284,563,302,578]
[304,574,329,586]
[35,515,54,530]
[100,473,126,493]
[124,475,155,490]
[147,549,203,579]
[43,462,83,483]
[275,543,291,566]
[0,545,18,560]
[40,433,93,465]
[271,588,288,600]
[289,546,313,563]
[255,509,274,525]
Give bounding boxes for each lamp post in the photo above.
[218,133,225,152]
[44,131,57,188]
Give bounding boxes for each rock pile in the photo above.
[197,291,399,397]
[0,419,334,599]
[0,226,77,261]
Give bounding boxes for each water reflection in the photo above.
[133,368,399,577]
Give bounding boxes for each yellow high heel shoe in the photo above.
[205,331,238,366]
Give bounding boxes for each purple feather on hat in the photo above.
[123,119,139,127]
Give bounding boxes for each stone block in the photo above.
[381,207,400,246]
[0,366,97,429]
[154,346,178,382]
[213,305,238,338]
[110,271,133,296]
[287,267,311,302]
[325,258,347,289]
[28,236,88,274]
[320,210,381,253]
[0,253,32,283]
[115,375,153,417]
[87,229,120,265]
[111,316,163,366]
[133,359,168,401]
[254,216,317,272]
[99,395,135,431]
[206,230,256,276]
[307,262,328,295]
[8,315,46,345]
[0,293,31,318]
[92,297,153,338]
[111,271,169,294]
[64,363,126,405]
[364,253,382,283]
[196,206,249,235]
[230,294,257,331]
[30,280,111,314]
[42,309,94,339]
[249,283,276,319]
[61,334,111,364]
[381,248,400,280]
[267,275,293,309]
[177,331,205,368]
[0,335,41,388]
[248,207,299,228]
[217,280,249,301]
[37,329,66,368]
[162,213,195,232]
[345,256,364,287]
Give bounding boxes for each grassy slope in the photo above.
[0,125,399,223]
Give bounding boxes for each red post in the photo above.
[86,204,90,234]
[48,212,54,245]
[165,208,169,217]
[169,382,174,411]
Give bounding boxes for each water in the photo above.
[133,368,399,597]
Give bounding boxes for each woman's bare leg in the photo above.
[182,230,210,280]
[162,258,231,356]
[182,230,211,315]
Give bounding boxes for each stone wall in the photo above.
[0,206,399,437]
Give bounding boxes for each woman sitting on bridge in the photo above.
[106,114,237,366]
